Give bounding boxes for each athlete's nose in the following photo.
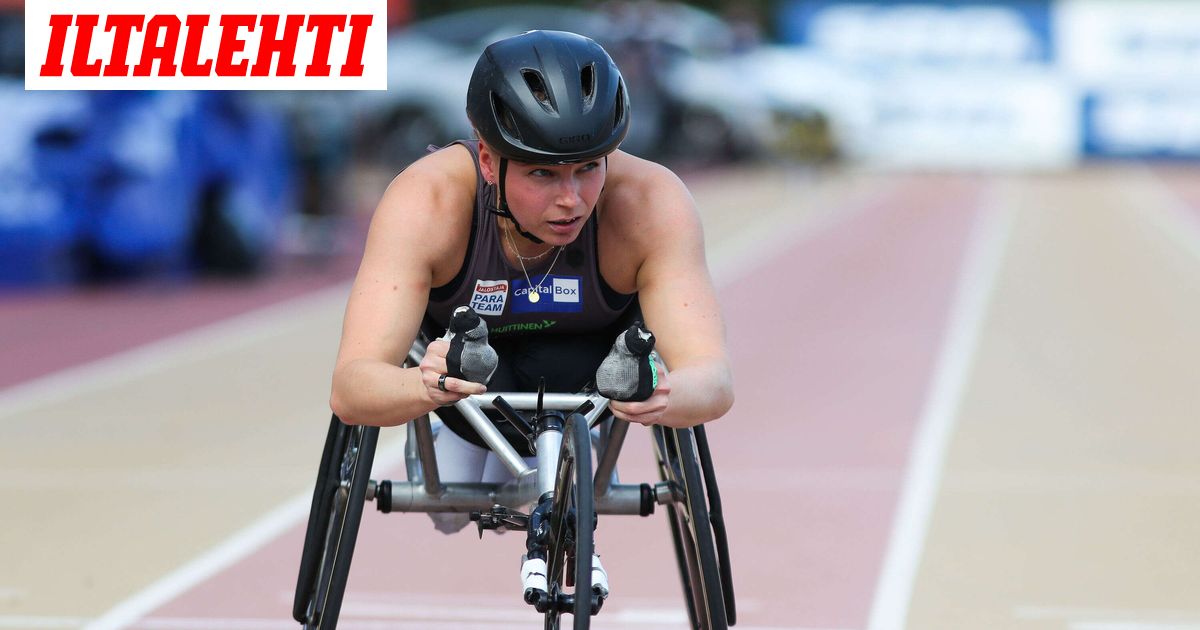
[555,175,582,207]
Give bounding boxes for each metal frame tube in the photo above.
[594,419,629,498]
[452,398,530,477]
[381,480,648,514]
[536,428,563,496]
[412,414,441,497]
[404,421,422,483]
[586,398,611,429]
[467,393,604,411]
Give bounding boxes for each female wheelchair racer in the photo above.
[294,29,735,629]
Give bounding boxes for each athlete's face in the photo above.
[480,146,606,246]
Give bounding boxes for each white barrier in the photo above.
[776,0,1200,165]
[850,69,1080,169]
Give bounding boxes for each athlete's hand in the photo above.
[609,362,670,426]
[420,339,488,406]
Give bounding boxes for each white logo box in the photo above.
[25,0,387,90]
[552,277,580,303]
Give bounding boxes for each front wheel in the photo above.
[545,413,596,630]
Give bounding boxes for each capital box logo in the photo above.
[25,0,387,90]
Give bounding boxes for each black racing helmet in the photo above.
[467,30,630,164]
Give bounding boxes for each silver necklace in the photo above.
[503,225,555,262]
[504,224,562,304]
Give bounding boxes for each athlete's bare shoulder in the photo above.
[382,142,478,208]
[368,143,478,276]
[602,150,699,237]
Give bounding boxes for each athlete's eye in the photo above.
[579,161,600,172]
[529,168,552,178]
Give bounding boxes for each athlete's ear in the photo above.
[476,138,497,184]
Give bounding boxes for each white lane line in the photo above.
[1070,624,1200,630]
[1016,604,1200,624]
[342,599,699,625]
[0,282,350,420]
[1,615,845,630]
[866,185,1015,630]
[79,433,408,630]
[1126,166,1200,262]
[78,493,311,630]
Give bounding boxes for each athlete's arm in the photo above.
[608,161,734,428]
[329,148,486,426]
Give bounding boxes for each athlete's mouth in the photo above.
[548,217,580,226]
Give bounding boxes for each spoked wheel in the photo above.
[545,413,595,630]
[654,425,735,629]
[292,415,379,630]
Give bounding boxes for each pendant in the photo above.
[529,291,540,303]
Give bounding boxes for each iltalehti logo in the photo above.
[25,0,387,90]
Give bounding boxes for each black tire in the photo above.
[545,413,595,630]
[695,425,736,625]
[654,426,729,630]
[293,415,379,629]
[293,415,345,622]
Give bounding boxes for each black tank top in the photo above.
[422,141,636,340]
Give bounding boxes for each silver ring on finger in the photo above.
[438,374,449,392]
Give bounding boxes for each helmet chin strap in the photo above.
[487,158,545,245]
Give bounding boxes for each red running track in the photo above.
[0,239,362,392]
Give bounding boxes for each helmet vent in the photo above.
[492,93,522,140]
[521,69,556,113]
[580,63,596,109]
[613,81,626,127]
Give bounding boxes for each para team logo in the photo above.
[25,0,387,90]
[469,280,508,317]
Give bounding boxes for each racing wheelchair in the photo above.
[292,336,736,629]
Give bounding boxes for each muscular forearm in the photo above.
[329,359,438,427]
[658,359,734,429]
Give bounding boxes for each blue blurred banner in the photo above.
[0,89,295,286]
[778,0,1054,65]
[1082,91,1200,160]
[1057,0,1200,158]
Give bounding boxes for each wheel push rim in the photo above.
[655,426,729,630]
[295,420,377,629]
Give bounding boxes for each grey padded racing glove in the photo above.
[596,323,658,402]
[444,306,499,385]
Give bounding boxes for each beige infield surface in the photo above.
[905,169,1200,630]
[2,164,1200,629]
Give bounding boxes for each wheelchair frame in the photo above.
[293,337,736,630]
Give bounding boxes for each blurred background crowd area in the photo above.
[1,0,1197,289]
